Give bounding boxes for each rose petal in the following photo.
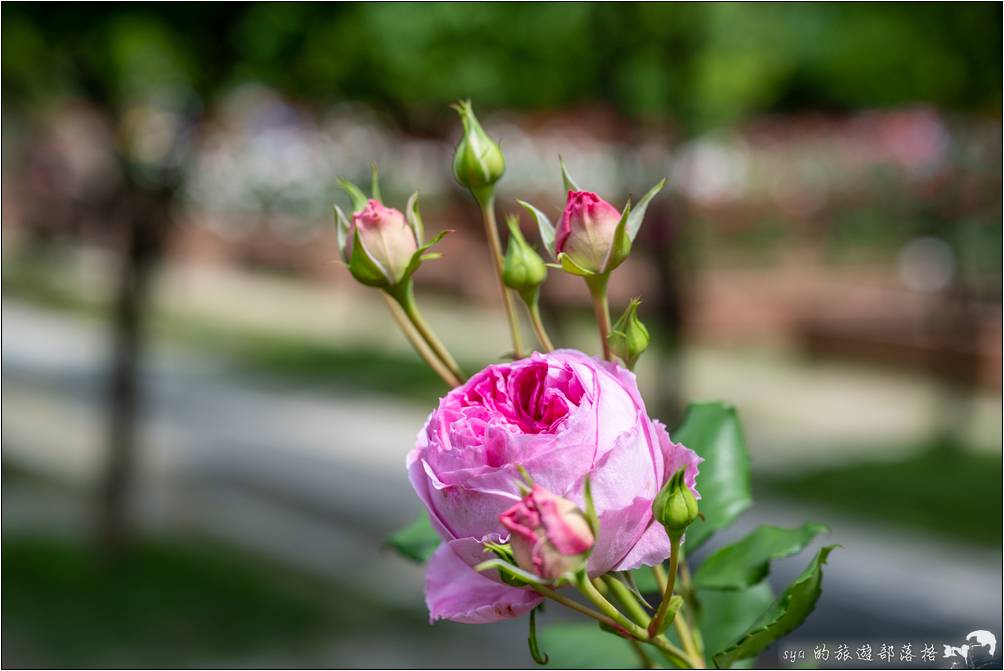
[586,496,655,574]
[612,519,672,572]
[425,542,543,624]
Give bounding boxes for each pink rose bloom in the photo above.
[349,199,417,285]
[500,484,594,580]
[407,349,701,624]
[555,190,623,274]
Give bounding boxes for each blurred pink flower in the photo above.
[407,349,701,624]
[349,199,417,285]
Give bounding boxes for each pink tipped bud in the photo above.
[555,191,623,274]
[499,484,594,580]
[350,199,418,286]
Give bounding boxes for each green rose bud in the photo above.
[502,215,547,302]
[652,468,699,540]
[608,298,650,370]
[451,100,505,202]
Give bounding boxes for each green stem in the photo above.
[576,572,644,637]
[628,639,659,669]
[601,575,696,669]
[673,617,702,669]
[381,292,460,387]
[532,585,621,630]
[603,575,651,626]
[535,575,698,669]
[525,293,555,352]
[652,563,668,594]
[648,536,681,638]
[648,637,698,670]
[478,196,525,359]
[585,274,612,361]
[678,558,706,660]
[389,281,464,382]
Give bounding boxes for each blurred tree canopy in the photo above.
[3,2,1001,130]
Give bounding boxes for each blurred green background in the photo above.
[2,3,1001,668]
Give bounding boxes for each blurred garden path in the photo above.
[3,297,1001,666]
[12,258,1001,464]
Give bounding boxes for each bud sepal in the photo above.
[335,177,449,290]
[502,215,548,304]
[608,298,650,370]
[652,467,700,541]
[452,100,505,204]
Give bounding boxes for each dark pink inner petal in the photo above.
[457,359,585,435]
[427,356,591,476]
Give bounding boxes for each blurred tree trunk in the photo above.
[98,166,178,554]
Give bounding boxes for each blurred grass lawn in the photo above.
[2,533,426,668]
[760,439,1002,546]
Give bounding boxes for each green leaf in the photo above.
[675,402,752,552]
[518,200,556,258]
[385,514,440,563]
[559,155,581,193]
[695,523,829,590]
[625,178,666,241]
[538,623,638,669]
[698,581,775,664]
[712,546,836,669]
[337,177,369,213]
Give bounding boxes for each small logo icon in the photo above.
[943,630,997,669]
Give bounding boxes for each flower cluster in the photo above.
[333,101,833,670]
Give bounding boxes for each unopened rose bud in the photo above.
[652,468,699,540]
[556,190,626,275]
[348,199,418,287]
[502,216,547,301]
[500,484,594,580]
[608,298,650,370]
[452,100,505,201]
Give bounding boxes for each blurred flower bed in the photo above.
[6,94,1001,388]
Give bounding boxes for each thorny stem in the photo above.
[586,274,612,361]
[381,292,461,387]
[478,196,525,359]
